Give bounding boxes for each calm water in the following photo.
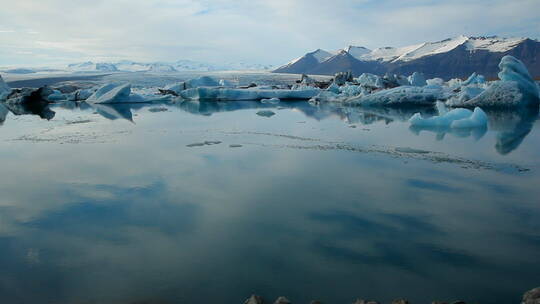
[1,74,540,304]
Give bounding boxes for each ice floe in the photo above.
[409,106,488,129]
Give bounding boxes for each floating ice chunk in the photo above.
[86,83,131,103]
[447,86,485,104]
[426,78,444,86]
[0,75,11,100]
[163,76,223,95]
[448,56,539,108]
[86,83,146,104]
[163,82,186,95]
[340,84,366,97]
[462,72,486,86]
[67,88,95,101]
[185,76,220,88]
[348,86,441,106]
[408,72,427,87]
[261,97,280,104]
[0,103,8,124]
[498,55,539,101]
[219,79,234,87]
[409,107,487,129]
[356,73,383,88]
[409,108,473,127]
[447,78,463,89]
[450,107,488,128]
[300,74,317,85]
[47,90,67,101]
[309,91,341,103]
[179,87,319,101]
[326,83,340,94]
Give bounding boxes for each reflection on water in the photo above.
[0,99,539,304]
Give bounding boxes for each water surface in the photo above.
[0,74,539,304]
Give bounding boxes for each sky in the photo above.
[0,0,539,67]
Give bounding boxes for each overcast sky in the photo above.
[1,0,539,66]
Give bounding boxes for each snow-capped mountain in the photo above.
[274,36,540,79]
[274,49,334,74]
[67,61,118,72]
[65,60,274,73]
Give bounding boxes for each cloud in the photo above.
[0,0,539,66]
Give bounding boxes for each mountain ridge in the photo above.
[273,36,540,79]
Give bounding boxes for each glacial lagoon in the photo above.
[0,73,539,304]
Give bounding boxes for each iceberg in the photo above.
[409,107,487,129]
[448,56,539,108]
[85,83,145,104]
[162,76,229,95]
[426,78,445,86]
[407,72,427,87]
[356,73,384,89]
[46,90,67,101]
[179,87,319,101]
[0,75,11,100]
[462,72,486,86]
[0,103,8,124]
[347,86,441,106]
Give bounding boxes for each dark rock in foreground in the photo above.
[523,287,540,304]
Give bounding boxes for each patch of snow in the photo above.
[465,36,527,52]
[393,36,469,62]
[345,46,371,60]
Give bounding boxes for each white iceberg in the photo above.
[356,73,384,88]
[85,83,145,104]
[409,107,487,129]
[347,85,442,106]
[448,56,539,108]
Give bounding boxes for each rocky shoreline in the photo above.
[243,286,540,304]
